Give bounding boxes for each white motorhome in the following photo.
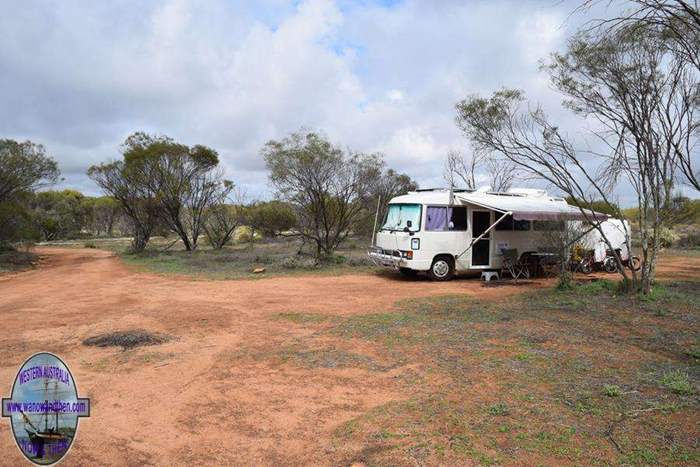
[368,188,629,280]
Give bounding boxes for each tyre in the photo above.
[398,267,418,278]
[629,256,641,271]
[604,257,618,273]
[579,259,593,274]
[428,256,454,281]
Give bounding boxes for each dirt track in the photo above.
[0,248,546,466]
[0,248,696,466]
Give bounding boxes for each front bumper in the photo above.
[367,247,403,269]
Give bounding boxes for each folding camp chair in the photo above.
[501,248,528,282]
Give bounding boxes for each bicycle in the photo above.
[603,248,641,273]
[571,249,595,274]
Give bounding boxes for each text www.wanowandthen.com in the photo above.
[5,400,87,414]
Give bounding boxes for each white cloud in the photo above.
[386,89,404,101]
[0,0,646,204]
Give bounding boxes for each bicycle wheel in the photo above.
[629,256,641,271]
[604,257,618,273]
[580,260,593,274]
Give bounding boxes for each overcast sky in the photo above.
[1,0,648,204]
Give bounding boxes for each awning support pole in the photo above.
[456,211,512,259]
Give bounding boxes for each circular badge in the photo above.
[2,352,90,465]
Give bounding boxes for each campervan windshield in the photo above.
[382,203,421,232]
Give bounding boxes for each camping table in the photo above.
[524,252,561,277]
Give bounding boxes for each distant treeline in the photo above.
[0,131,418,257]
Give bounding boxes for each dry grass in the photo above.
[0,250,38,273]
[83,330,171,351]
[273,279,700,465]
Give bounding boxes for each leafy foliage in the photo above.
[263,130,383,258]
[0,139,60,204]
[89,132,231,251]
[244,201,296,238]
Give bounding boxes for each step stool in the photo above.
[481,271,499,282]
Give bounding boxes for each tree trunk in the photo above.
[132,226,150,252]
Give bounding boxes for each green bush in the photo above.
[676,226,700,248]
[654,227,679,248]
[488,402,510,416]
[0,241,16,252]
[333,255,347,264]
[602,384,622,397]
[280,256,318,269]
[0,200,40,244]
[244,201,296,237]
[660,370,694,395]
[555,272,574,291]
[347,256,372,267]
[234,226,254,244]
[685,346,700,360]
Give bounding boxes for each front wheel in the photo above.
[579,259,593,274]
[428,256,454,281]
[604,257,618,273]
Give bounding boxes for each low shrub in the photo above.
[677,230,700,248]
[0,242,16,252]
[654,227,679,248]
[488,402,510,416]
[555,272,574,291]
[602,384,622,397]
[347,256,372,267]
[333,255,347,264]
[660,370,694,395]
[280,256,318,269]
[685,346,700,360]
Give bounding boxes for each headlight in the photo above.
[411,238,420,250]
[401,250,413,259]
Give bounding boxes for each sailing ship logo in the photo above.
[2,352,90,465]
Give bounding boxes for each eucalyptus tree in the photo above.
[456,25,697,293]
[0,139,59,203]
[89,132,232,251]
[263,130,382,258]
[580,0,700,191]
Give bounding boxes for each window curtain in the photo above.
[426,207,448,231]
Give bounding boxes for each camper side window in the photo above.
[495,214,531,231]
[450,207,468,230]
[425,206,468,231]
[533,220,565,231]
[426,207,448,231]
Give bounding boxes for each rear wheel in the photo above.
[629,256,641,271]
[579,259,593,274]
[428,256,454,281]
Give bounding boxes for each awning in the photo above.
[455,193,607,221]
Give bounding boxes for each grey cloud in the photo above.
[0,0,646,204]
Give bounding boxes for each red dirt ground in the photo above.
[0,248,695,466]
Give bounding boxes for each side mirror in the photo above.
[448,221,454,230]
